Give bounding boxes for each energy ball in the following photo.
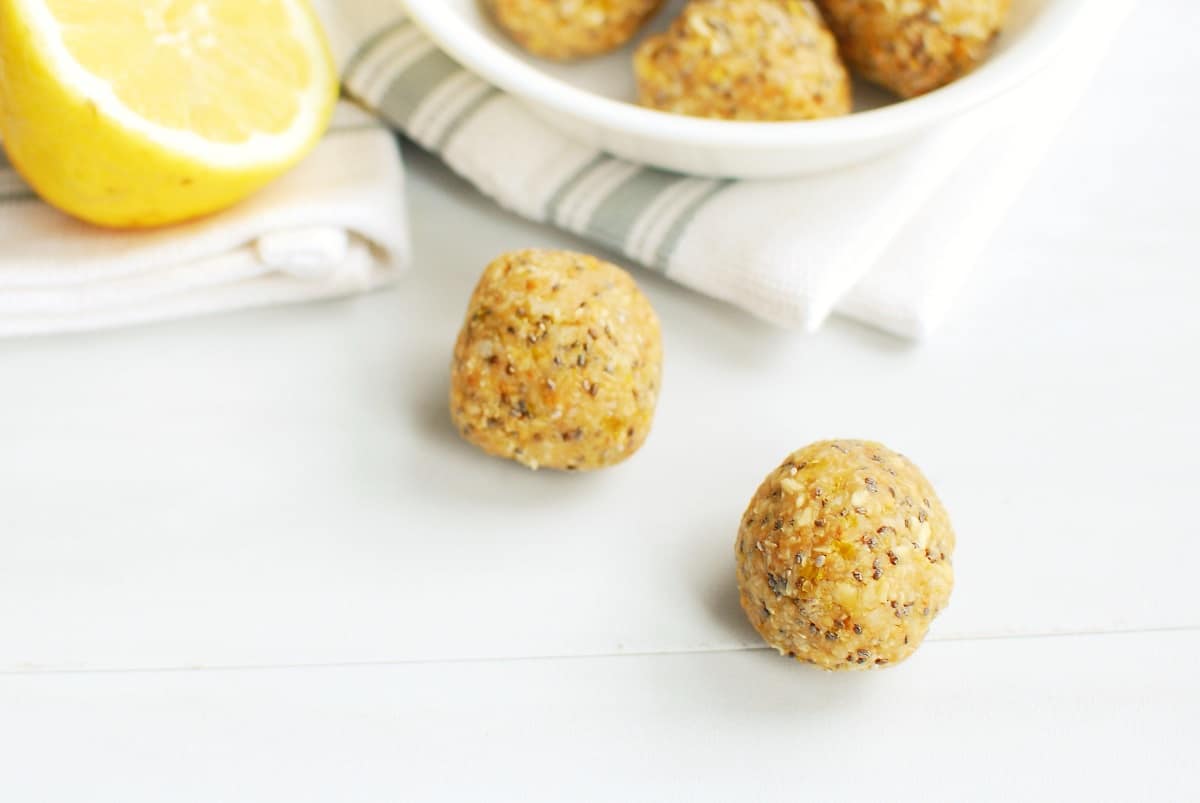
[634,0,852,121]
[483,0,665,60]
[816,0,1011,98]
[450,249,662,471]
[735,440,955,670]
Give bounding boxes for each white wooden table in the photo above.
[1,4,1198,799]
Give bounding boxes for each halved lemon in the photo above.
[0,0,337,228]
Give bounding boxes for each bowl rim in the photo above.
[403,0,1088,147]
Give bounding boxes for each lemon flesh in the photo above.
[0,0,337,227]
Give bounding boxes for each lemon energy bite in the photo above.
[736,440,955,670]
[816,0,1011,98]
[483,0,665,60]
[450,249,662,471]
[634,0,851,120]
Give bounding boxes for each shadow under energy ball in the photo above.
[736,440,955,670]
[450,249,663,471]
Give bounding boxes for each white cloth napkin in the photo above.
[0,104,410,337]
[323,0,1129,338]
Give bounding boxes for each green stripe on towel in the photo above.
[585,168,681,253]
[543,154,608,224]
[432,87,502,151]
[654,180,732,269]
[342,19,409,81]
[0,167,32,202]
[376,48,462,130]
[0,189,36,204]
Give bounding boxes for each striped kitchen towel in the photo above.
[319,0,1129,338]
[0,104,409,337]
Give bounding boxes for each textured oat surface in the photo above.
[817,0,1011,97]
[450,249,663,471]
[634,0,851,120]
[483,0,665,60]
[736,440,955,670]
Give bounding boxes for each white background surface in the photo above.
[1,2,1199,799]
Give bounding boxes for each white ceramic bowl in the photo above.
[403,0,1085,178]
